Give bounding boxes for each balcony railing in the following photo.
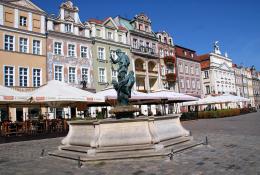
[165,73,177,82]
[148,70,158,74]
[135,67,146,72]
[131,46,159,57]
[163,56,176,65]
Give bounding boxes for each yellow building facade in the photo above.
[0,0,47,121]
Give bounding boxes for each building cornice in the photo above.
[93,38,131,49]
[0,1,46,16]
[0,25,46,38]
[47,31,92,43]
[130,30,158,41]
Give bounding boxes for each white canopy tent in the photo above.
[0,85,28,103]
[150,89,199,102]
[29,80,104,106]
[182,94,250,106]
[95,87,162,101]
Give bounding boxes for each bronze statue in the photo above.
[110,49,135,106]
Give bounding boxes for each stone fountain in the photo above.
[49,50,202,162]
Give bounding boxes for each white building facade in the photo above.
[198,43,236,96]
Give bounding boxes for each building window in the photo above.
[204,71,209,79]
[206,85,210,94]
[195,67,199,75]
[191,53,194,58]
[98,47,105,60]
[180,79,184,88]
[197,81,201,90]
[191,66,194,75]
[169,50,174,56]
[82,68,89,83]
[20,16,27,27]
[179,63,183,73]
[19,67,28,87]
[68,67,76,83]
[33,69,41,87]
[145,25,148,32]
[19,38,28,53]
[54,65,63,81]
[107,32,113,40]
[152,43,156,53]
[4,35,14,51]
[33,40,41,55]
[68,44,75,57]
[54,42,62,55]
[4,66,14,86]
[164,50,168,56]
[96,29,101,37]
[133,38,138,48]
[65,24,72,33]
[192,80,195,89]
[81,46,88,58]
[99,68,106,83]
[185,65,189,74]
[159,49,164,57]
[161,65,165,76]
[118,34,122,42]
[186,80,190,89]
[111,69,117,81]
[184,51,187,56]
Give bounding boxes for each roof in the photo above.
[175,45,196,52]
[200,60,210,70]
[88,18,103,24]
[197,54,210,61]
[175,45,197,61]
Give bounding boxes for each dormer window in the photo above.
[145,25,148,32]
[159,35,162,42]
[65,24,72,33]
[184,51,187,56]
[164,37,167,44]
[20,16,27,27]
[169,39,172,45]
[139,24,143,30]
[107,31,113,40]
[191,53,194,58]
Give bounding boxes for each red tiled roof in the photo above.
[88,18,103,24]
[118,26,127,31]
[175,45,197,60]
[197,54,210,61]
[200,60,210,69]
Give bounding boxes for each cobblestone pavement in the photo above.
[0,111,260,175]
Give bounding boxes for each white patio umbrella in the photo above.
[150,89,199,102]
[96,87,162,101]
[29,80,104,105]
[0,85,28,103]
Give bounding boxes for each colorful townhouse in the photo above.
[197,43,236,97]
[88,17,130,92]
[115,14,160,93]
[0,0,47,121]
[156,31,178,91]
[46,1,94,91]
[175,45,202,98]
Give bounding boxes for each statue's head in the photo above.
[116,49,123,56]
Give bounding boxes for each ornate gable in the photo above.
[135,13,151,24]
[103,17,118,29]
[9,0,45,13]
[60,1,78,12]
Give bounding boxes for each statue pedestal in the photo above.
[49,115,202,161]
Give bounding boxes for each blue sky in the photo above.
[34,0,260,70]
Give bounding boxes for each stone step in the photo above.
[160,136,192,148]
[60,145,91,154]
[96,144,154,153]
[49,139,203,162]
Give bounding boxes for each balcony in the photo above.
[131,46,159,58]
[163,56,176,65]
[165,73,177,82]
